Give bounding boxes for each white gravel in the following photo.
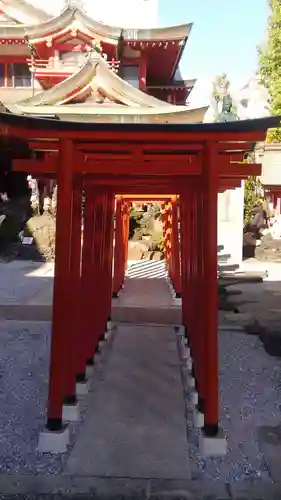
[179,329,281,482]
[0,262,53,305]
[0,311,280,481]
[0,320,65,473]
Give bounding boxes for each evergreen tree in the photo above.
[259,0,281,142]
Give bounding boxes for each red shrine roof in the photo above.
[0,4,191,82]
[0,5,191,43]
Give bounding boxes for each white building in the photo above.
[3,0,159,27]
[236,76,269,120]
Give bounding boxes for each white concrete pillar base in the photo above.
[173,298,182,306]
[37,425,70,454]
[182,347,191,360]
[184,358,193,372]
[193,408,204,428]
[62,403,80,422]
[86,365,94,378]
[175,325,185,336]
[190,390,198,406]
[107,321,114,330]
[98,340,105,349]
[76,380,89,396]
[187,376,196,389]
[199,427,227,456]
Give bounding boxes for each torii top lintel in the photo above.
[0,111,280,180]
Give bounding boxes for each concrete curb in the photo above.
[0,474,279,498]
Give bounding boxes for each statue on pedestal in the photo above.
[212,73,238,122]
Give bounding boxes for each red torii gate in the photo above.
[1,111,278,453]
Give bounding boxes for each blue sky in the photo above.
[158,0,269,99]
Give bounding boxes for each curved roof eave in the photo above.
[0,110,279,134]
[0,6,192,43]
[13,54,190,109]
[1,0,50,24]
[10,103,208,117]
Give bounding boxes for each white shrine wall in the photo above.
[217,184,245,263]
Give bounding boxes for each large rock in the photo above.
[25,213,56,261]
[0,196,32,255]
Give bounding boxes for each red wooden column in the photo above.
[77,181,96,381]
[122,202,130,278]
[103,191,115,322]
[165,202,172,278]
[202,141,219,437]
[112,196,123,297]
[171,197,181,297]
[64,175,83,406]
[90,190,107,348]
[162,203,168,261]
[98,191,110,335]
[119,200,126,289]
[46,139,74,431]
[191,187,199,358]
[195,180,205,414]
[179,187,192,334]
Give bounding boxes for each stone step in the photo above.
[217,253,231,262]
[218,263,240,272]
[112,305,181,325]
[0,304,182,325]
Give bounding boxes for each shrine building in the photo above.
[0,0,279,457]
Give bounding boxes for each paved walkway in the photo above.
[65,264,190,478]
[65,323,190,479]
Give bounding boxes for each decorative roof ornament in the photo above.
[91,39,103,55]
[63,0,84,10]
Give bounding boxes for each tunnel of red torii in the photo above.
[1,110,279,450]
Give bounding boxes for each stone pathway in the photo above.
[65,323,190,479]
[65,264,189,478]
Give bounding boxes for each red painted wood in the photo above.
[112,198,123,295]
[7,124,267,143]
[122,203,130,279]
[103,191,115,322]
[202,142,219,433]
[79,182,97,373]
[47,138,74,428]
[64,175,83,401]
[196,182,205,406]
[179,187,192,331]
[91,191,107,348]
[28,141,203,153]
[171,198,181,295]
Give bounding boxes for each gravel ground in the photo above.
[0,288,281,482]
[0,320,65,473]
[0,319,116,475]
[0,262,53,305]
[179,329,281,482]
